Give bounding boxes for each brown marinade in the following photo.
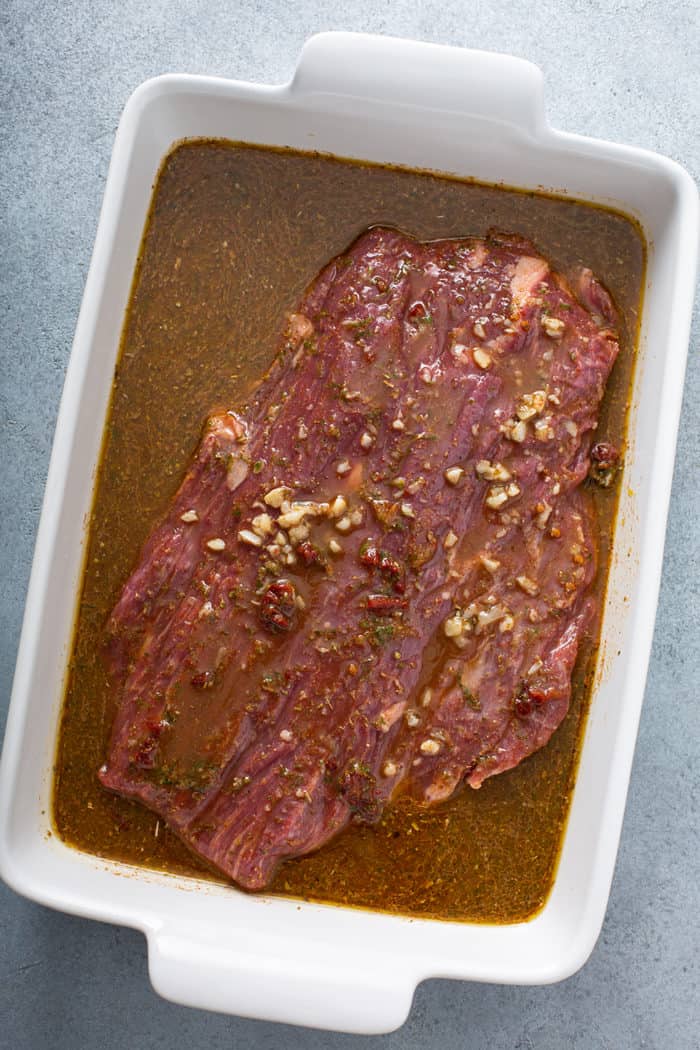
[52,141,644,923]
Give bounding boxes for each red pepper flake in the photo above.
[590,442,620,469]
[296,540,325,568]
[360,541,406,593]
[190,670,215,690]
[133,719,168,769]
[367,594,408,614]
[260,580,297,632]
[513,681,546,718]
[589,440,621,487]
[407,300,428,323]
[528,684,547,706]
[133,738,159,769]
[359,540,381,568]
[513,692,533,718]
[379,551,405,593]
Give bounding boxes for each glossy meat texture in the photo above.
[100,227,619,889]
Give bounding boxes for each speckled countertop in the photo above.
[1,3,698,1048]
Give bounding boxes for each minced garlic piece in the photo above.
[238,529,262,547]
[516,575,539,596]
[542,315,566,338]
[473,347,492,369]
[534,501,553,528]
[480,554,501,573]
[264,486,290,508]
[444,466,464,485]
[420,738,441,755]
[277,503,319,528]
[444,530,458,549]
[503,418,527,443]
[206,537,226,551]
[251,512,273,536]
[328,494,347,518]
[180,509,199,523]
[516,390,547,420]
[475,459,511,482]
[485,487,509,509]
[360,431,374,449]
[475,605,507,632]
[288,523,310,544]
[444,612,464,638]
[534,418,555,441]
[382,760,398,777]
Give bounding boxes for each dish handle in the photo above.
[292,31,546,134]
[147,921,417,1033]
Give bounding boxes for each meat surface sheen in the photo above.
[99,227,619,889]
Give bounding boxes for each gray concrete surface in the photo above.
[1,2,698,1047]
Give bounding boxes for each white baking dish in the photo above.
[0,32,697,1035]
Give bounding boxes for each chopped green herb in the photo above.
[460,683,481,711]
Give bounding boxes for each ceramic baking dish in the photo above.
[0,32,697,1035]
